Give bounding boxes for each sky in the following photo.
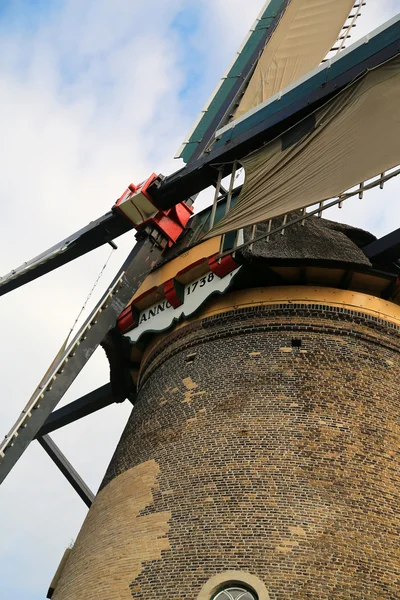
[0,1,398,598]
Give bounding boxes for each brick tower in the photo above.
[49,213,400,600]
[0,4,397,598]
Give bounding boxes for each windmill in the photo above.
[1,0,400,598]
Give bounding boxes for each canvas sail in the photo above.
[235,0,355,119]
[207,55,400,238]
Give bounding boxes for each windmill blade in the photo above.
[323,0,367,61]
[152,14,400,211]
[177,0,291,164]
[2,13,397,298]
[206,52,400,237]
[0,211,133,297]
[0,210,133,297]
[177,0,358,165]
[235,0,356,119]
[0,234,164,486]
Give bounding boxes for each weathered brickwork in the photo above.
[55,298,400,599]
[97,301,400,599]
[52,461,171,600]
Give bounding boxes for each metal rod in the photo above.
[38,435,95,508]
[225,162,238,216]
[220,162,238,256]
[209,170,223,231]
[214,182,228,196]
[266,219,272,242]
[281,214,288,235]
[232,228,241,259]
[249,224,257,249]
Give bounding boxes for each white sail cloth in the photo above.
[235,0,355,119]
[207,55,400,238]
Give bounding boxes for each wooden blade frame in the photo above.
[0,233,164,493]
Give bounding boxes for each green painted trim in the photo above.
[179,0,287,164]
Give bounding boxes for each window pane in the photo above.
[214,587,256,600]
[232,590,247,599]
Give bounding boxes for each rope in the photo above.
[66,247,115,342]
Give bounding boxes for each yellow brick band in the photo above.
[185,286,400,327]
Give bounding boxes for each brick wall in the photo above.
[55,299,400,599]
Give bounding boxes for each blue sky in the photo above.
[0,1,399,599]
[0,0,59,26]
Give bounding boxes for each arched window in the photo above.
[213,586,257,600]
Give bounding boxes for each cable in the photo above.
[66,248,115,342]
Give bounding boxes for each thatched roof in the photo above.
[239,214,376,268]
[156,210,377,272]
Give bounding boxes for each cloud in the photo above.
[0,1,399,597]
[0,1,191,596]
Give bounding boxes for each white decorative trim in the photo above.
[124,267,241,344]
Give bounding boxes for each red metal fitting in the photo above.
[117,305,139,334]
[149,202,193,247]
[208,253,239,278]
[164,278,185,308]
[114,173,193,247]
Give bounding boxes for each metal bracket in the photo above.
[35,383,134,437]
